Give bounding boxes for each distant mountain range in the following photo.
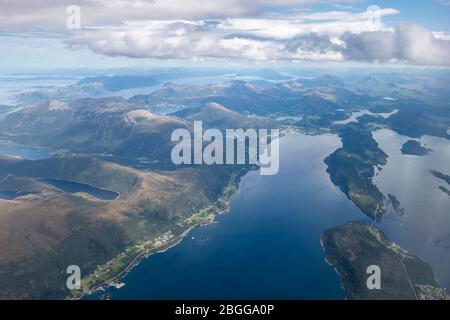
[1,69,449,299]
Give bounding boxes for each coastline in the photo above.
[320,222,450,300]
[320,233,347,300]
[68,131,305,300]
[69,167,249,300]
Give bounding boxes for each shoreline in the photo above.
[320,234,347,300]
[70,168,248,300]
[72,131,329,300]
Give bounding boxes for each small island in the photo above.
[322,221,449,300]
[438,186,450,197]
[401,140,432,156]
[388,193,405,217]
[430,169,450,185]
[430,170,450,197]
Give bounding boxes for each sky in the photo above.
[0,0,449,72]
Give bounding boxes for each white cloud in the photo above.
[66,6,400,63]
[67,20,345,62]
[342,24,450,66]
[69,19,450,65]
[2,1,449,66]
[0,0,356,31]
[434,32,450,41]
[218,8,399,40]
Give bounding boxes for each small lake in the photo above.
[0,144,50,160]
[88,133,366,299]
[0,145,118,201]
[40,179,118,201]
[0,191,35,200]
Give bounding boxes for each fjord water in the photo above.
[373,129,450,288]
[0,76,78,105]
[93,133,365,299]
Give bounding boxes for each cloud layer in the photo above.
[66,7,398,62]
[0,0,354,30]
[1,0,450,66]
[67,14,450,66]
[342,24,450,66]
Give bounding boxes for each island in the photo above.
[388,194,405,217]
[438,186,450,197]
[430,169,450,185]
[430,170,450,197]
[325,124,388,221]
[401,140,432,156]
[322,221,449,300]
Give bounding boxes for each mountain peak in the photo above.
[203,102,236,114]
[48,100,70,111]
[123,109,157,124]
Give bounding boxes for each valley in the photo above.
[0,68,449,299]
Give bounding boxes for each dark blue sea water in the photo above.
[90,133,366,300]
[39,179,119,200]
